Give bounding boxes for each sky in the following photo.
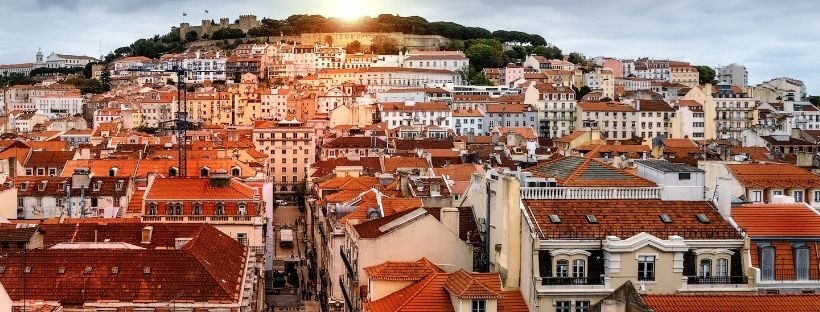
[1,0,819,93]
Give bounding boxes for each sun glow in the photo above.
[326,0,367,21]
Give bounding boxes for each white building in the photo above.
[584,68,615,99]
[379,101,452,129]
[716,63,748,87]
[182,51,227,83]
[402,51,469,72]
[524,82,577,138]
[453,108,485,135]
[45,53,98,68]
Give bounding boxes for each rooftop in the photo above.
[726,163,820,189]
[525,156,656,187]
[636,160,704,173]
[732,203,820,238]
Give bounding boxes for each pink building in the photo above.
[602,58,624,78]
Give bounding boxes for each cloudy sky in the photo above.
[2,0,819,93]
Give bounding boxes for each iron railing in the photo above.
[686,275,748,284]
[542,276,604,286]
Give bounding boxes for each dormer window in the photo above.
[147,202,158,215]
[108,167,118,177]
[115,180,124,191]
[237,203,247,215]
[215,202,225,215]
[92,181,102,192]
[20,182,28,191]
[200,167,210,177]
[59,181,68,191]
[231,167,241,177]
[168,167,178,177]
[192,203,202,215]
[38,181,47,191]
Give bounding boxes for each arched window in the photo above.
[192,203,202,215]
[237,203,247,215]
[231,167,241,177]
[147,202,157,215]
[280,186,288,192]
[108,167,118,177]
[200,167,210,177]
[168,167,178,177]
[556,260,569,278]
[215,202,225,215]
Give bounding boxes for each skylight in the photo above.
[696,214,711,223]
[549,214,561,223]
[659,214,673,223]
[586,214,599,224]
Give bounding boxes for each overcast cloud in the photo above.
[2,0,819,93]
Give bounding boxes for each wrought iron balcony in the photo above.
[542,276,604,286]
[686,276,748,285]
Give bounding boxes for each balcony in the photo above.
[542,276,604,286]
[757,268,820,288]
[686,276,748,285]
[141,215,263,225]
[248,245,265,256]
[521,187,662,200]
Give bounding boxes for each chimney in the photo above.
[141,226,153,244]
[209,169,232,187]
[440,207,459,237]
[716,176,732,218]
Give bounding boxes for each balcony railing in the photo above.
[760,268,820,283]
[141,215,261,224]
[686,276,748,285]
[248,245,265,256]
[542,276,604,286]
[521,187,662,200]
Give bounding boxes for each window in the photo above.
[699,259,712,277]
[575,301,590,312]
[772,190,783,196]
[556,301,571,312]
[200,167,210,177]
[147,203,158,215]
[793,190,804,203]
[572,259,586,278]
[796,247,810,280]
[215,203,225,215]
[760,246,775,281]
[238,203,247,215]
[637,255,655,281]
[751,190,763,202]
[716,258,729,277]
[678,173,691,180]
[814,191,820,203]
[192,203,202,215]
[471,300,486,312]
[556,260,569,277]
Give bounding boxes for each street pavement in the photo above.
[266,205,320,311]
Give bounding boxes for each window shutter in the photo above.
[587,250,605,279]
[682,250,696,276]
[730,249,743,283]
[538,250,551,278]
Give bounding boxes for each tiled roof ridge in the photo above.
[180,225,243,298]
[391,272,442,311]
[564,147,600,183]
[444,269,500,299]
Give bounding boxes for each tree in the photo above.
[83,62,96,79]
[470,72,493,86]
[465,43,503,70]
[567,52,586,65]
[185,30,199,42]
[600,97,613,102]
[79,79,104,94]
[696,65,717,85]
[0,73,34,86]
[530,45,563,60]
[324,35,334,46]
[574,86,592,99]
[293,179,307,211]
[345,40,362,54]
[370,35,399,54]
[447,39,465,51]
[166,78,175,85]
[211,28,245,40]
[808,96,820,106]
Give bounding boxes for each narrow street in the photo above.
[265,204,320,311]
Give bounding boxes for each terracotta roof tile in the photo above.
[525,156,656,187]
[523,199,741,240]
[145,177,255,200]
[727,163,820,189]
[643,294,820,312]
[732,203,820,237]
[363,257,444,281]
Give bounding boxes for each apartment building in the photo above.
[524,83,577,138]
[252,118,316,197]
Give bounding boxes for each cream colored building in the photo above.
[583,68,615,99]
[669,64,699,88]
[252,118,316,198]
[524,82,577,138]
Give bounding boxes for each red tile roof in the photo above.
[726,163,820,189]
[353,208,426,239]
[0,224,246,304]
[732,203,820,237]
[363,257,444,281]
[578,101,637,112]
[444,270,501,299]
[380,102,450,112]
[643,294,820,312]
[382,156,430,172]
[662,138,698,148]
[523,199,741,240]
[324,136,387,149]
[145,177,256,200]
[525,156,656,187]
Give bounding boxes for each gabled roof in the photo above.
[24,150,74,168]
[444,270,501,299]
[363,257,444,281]
[352,208,427,239]
[525,156,656,187]
[0,224,245,304]
[732,203,820,238]
[523,199,741,240]
[643,294,820,312]
[662,138,698,148]
[382,156,430,172]
[145,177,255,201]
[726,163,820,189]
